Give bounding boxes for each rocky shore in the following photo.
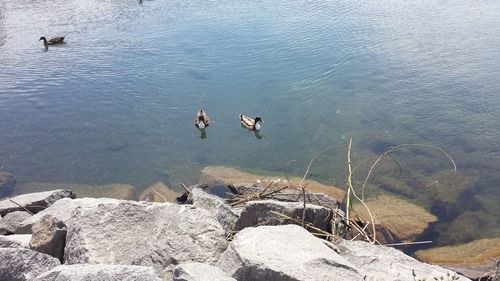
[0,183,476,281]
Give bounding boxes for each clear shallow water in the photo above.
[1,0,499,246]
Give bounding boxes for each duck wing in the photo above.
[48,37,65,44]
[240,114,254,129]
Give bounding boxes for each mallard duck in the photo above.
[39,36,65,50]
[194,109,210,129]
[240,114,263,131]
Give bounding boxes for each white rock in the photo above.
[33,264,161,281]
[0,189,75,216]
[217,224,363,281]
[30,214,67,261]
[0,210,31,234]
[188,187,239,235]
[0,234,32,248]
[337,240,471,281]
[0,248,60,281]
[64,200,227,279]
[16,197,120,234]
[173,263,236,281]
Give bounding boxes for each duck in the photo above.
[39,36,65,50]
[194,109,210,129]
[239,114,263,131]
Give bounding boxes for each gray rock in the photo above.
[16,197,120,234]
[64,200,227,279]
[0,248,60,281]
[234,200,332,232]
[30,214,67,261]
[32,264,162,281]
[187,187,239,235]
[228,184,340,208]
[217,224,363,281]
[173,263,236,281]
[0,234,32,248]
[0,189,75,216]
[0,210,31,234]
[0,171,16,198]
[337,240,471,281]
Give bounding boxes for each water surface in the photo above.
[1,0,499,247]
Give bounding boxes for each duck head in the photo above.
[254,117,263,130]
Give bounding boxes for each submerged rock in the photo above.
[33,264,161,281]
[0,189,75,216]
[337,240,470,281]
[352,194,437,243]
[64,200,227,278]
[13,182,135,200]
[0,171,16,198]
[201,165,346,201]
[0,248,60,281]
[173,263,236,281]
[139,182,181,203]
[0,210,31,234]
[217,224,363,281]
[414,238,500,280]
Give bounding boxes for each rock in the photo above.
[0,189,75,216]
[228,184,341,209]
[217,224,363,281]
[352,194,437,243]
[414,238,500,280]
[30,214,67,262]
[187,187,239,235]
[32,264,162,281]
[0,234,32,248]
[0,210,32,234]
[234,200,333,233]
[337,240,470,281]
[64,200,227,278]
[139,182,181,203]
[0,248,60,281]
[201,165,346,201]
[16,197,120,234]
[173,263,236,281]
[0,171,16,198]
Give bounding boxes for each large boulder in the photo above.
[64,200,227,278]
[32,264,162,281]
[173,263,236,281]
[0,210,31,234]
[139,182,181,203]
[0,189,75,216]
[0,171,16,198]
[0,234,31,248]
[0,248,60,281]
[187,187,239,235]
[30,214,67,262]
[337,240,470,281]
[16,197,120,234]
[217,224,363,281]
[234,200,332,233]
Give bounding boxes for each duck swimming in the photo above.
[194,109,210,129]
[39,36,65,50]
[240,114,263,131]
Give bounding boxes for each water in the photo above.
[1,0,499,247]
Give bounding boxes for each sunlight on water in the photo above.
[1,0,499,247]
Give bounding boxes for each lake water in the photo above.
[1,0,499,247]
